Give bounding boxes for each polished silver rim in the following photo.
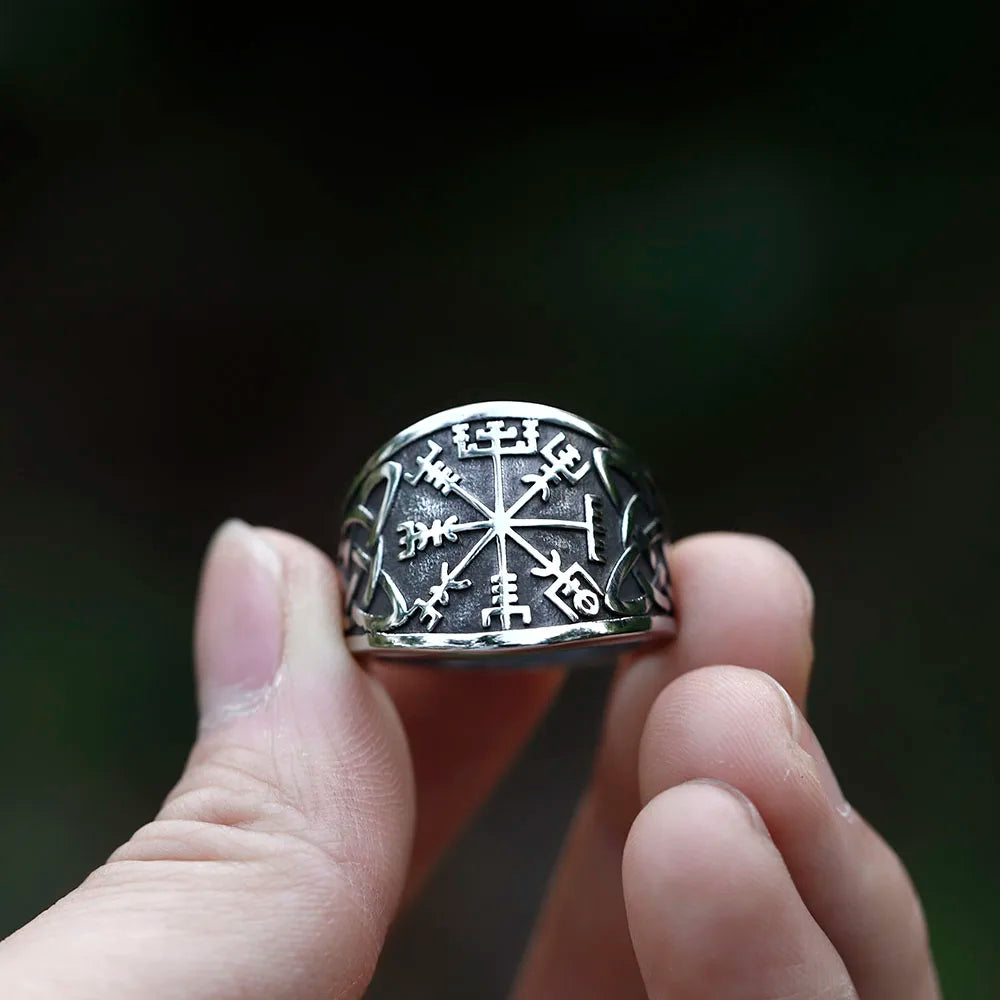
[347,613,675,655]
[346,401,644,504]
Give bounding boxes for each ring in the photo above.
[338,401,676,666]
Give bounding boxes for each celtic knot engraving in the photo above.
[339,410,674,640]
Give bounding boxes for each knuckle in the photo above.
[91,830,384,994]
[161,745,302,831]
[99,744,388,959]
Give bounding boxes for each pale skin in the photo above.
[0,522,940,999]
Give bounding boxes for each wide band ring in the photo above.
[338,401,676,666]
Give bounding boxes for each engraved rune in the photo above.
[584,494,606,562]
[518,432,591,501]
[530,549,603,621]
[404,440,462,494]
[453,418,539,458]
[482,572,531,628]
[397,516,461,560]
[412,561,472,628]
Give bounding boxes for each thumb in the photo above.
[0,521,415,1000]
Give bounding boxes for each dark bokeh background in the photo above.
[2,3,997,996]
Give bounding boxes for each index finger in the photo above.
[515,532,816,1000]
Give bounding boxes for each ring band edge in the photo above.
[347,614,676,657]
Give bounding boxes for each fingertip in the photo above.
[671,531,813,614]
[622,780,783,994]
[253,525,347,621]
[624,780,772,898]
[251,525,364,679]
[665,532,815,703]
[678,531,813,612]
[623,780,857,1000]
[636,664,812,809]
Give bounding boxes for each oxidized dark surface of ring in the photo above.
[337,402,675,666]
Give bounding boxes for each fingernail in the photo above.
[688,778,772,839]
[793,558,814,629]
[195,519,285,727]
[762,671,802,744]
[763,673,852,820]
[768,540,815,662]
[799,724,854,819]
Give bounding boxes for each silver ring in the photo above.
[338,401,676,666]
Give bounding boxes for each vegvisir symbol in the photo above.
[340,403,676,656]
[396,418,614,631]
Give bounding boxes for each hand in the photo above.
[0,522,939,999]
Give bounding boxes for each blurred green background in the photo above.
[1,2,997,996]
